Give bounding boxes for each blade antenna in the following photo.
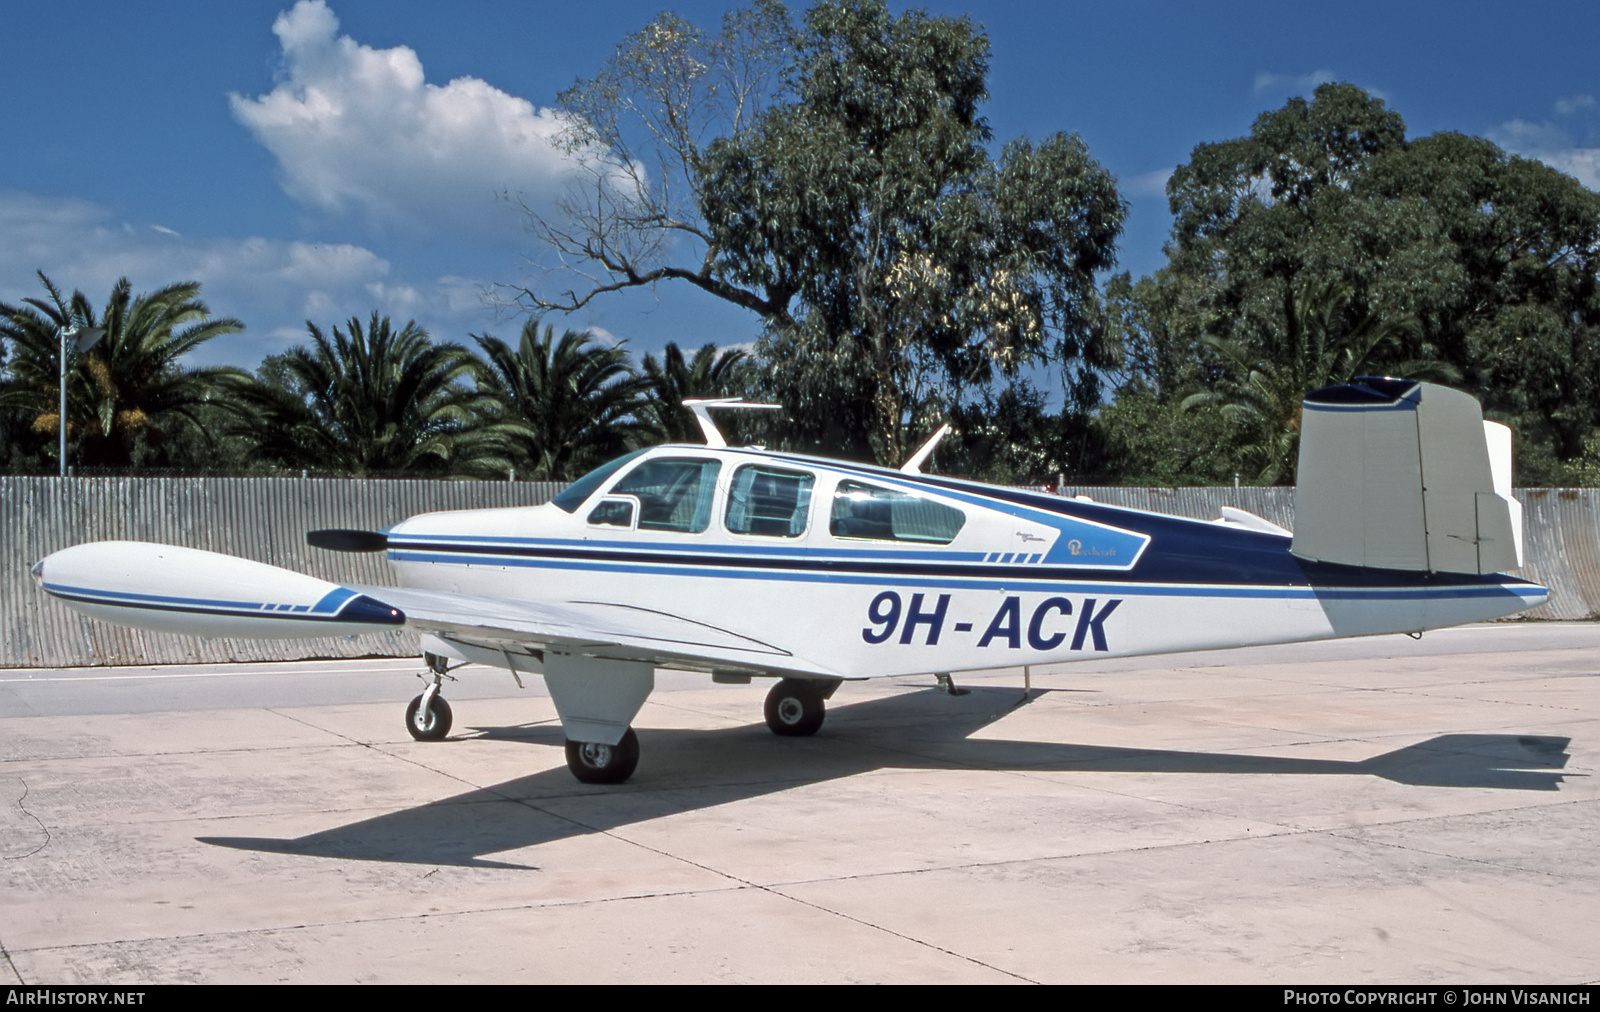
[900,423,952,474]
[682,398,781,448]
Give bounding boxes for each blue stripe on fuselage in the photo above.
[385,544,1541,602]
[390,502,1295,589]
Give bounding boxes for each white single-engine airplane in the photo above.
[34,379,1547,784]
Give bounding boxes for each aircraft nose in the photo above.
[29,559,44,588]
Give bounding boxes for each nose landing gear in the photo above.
[405,651,456,741]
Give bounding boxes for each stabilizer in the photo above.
[1291,378,1523,575]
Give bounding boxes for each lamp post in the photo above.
[58,325,105,478]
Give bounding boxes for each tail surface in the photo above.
[1292,377,1523,575]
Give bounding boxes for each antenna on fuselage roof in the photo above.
[900,423,952,474]
[682,398,782,448]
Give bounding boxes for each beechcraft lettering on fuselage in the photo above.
[34,386,1548,784]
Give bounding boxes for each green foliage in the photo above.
[747,315,878,460]
[1094,388,1253,487]
[527,0,1124,466]
[228,314,497,477]
[1118,82,1600,485]
[474,322,651,480]
[0,272,244,472]
[937,382,1093,486]
[1181,278,1449,483]
[638,342,753,444]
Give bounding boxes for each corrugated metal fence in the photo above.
[2,478,1594,667]
[2,477,561,668]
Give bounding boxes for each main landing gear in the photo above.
[403,653,845,785]
[565,728,641,784]
[405,652,455,741]
[764,678,841,737]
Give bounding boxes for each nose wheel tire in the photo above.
[765,679,826,737]
[565,727,640,784]
[405,693,453,741]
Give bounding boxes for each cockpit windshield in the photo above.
[549,449,649,513]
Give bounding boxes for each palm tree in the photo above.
[639,342,752,442]
[229,313,500,477]
[0,272,244,471]
[1182,278,1448,484]
[474,322,650,480]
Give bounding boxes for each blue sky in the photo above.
[3,0,1596,370]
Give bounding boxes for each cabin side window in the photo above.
[829,480,966,544]
[586,497,636,528]
[726,465,814,538]
[608,458,721,533]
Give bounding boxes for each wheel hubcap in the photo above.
[777,697,804,724]
[579,742,614,768]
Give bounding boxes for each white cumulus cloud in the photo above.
[1491,97,1600,191]
[1125,167,1175,199]
[1251,70,1389,105]
[1516,147,1600,191]
[230,0,593,241]
[1554,94,1596,117]
[1253,69,1339,97]
[0,190,501,368]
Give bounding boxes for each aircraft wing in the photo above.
[345,583,839,678]
[34,541,839,680]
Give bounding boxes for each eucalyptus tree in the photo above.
[230,313,499,477]
[0,272,243,471]
[1153,83,1600,479]
[520,0,1124,464]
[473,322,650,480]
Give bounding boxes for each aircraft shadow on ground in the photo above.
[199,687,1574,869]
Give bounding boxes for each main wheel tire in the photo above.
[565,727,640,784]
[765,679,826,737]
[404,693,453,741]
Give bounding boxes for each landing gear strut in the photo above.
[405,652,454,741]
[565,728,640,783]
[764,678,839,737]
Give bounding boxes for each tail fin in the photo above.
[1291,377,1522,575]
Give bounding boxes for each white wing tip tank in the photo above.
[34,541,404,639]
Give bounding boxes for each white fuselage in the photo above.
[384,445,1547,681]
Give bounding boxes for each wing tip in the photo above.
[339,593,406,626]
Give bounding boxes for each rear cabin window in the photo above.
[726,465,814,537]
[829,481,965,544]
[608,458,721,533]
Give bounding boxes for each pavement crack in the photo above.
[0,934,22,985]
[760,884,1040,983]
[566,825,1039,982]
[2,779,50,860]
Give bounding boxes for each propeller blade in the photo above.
[306,529,389,553]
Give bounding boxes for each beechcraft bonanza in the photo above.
[34,380,1547,784]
